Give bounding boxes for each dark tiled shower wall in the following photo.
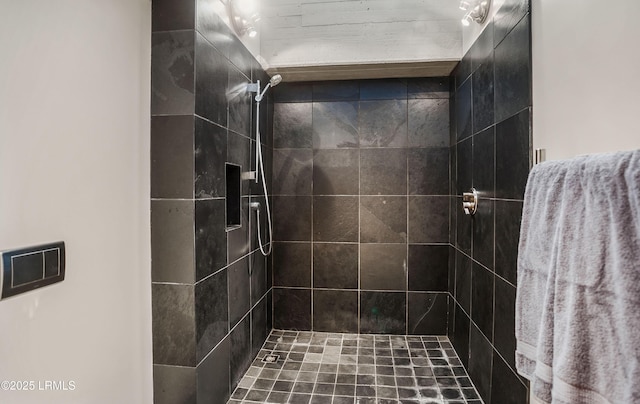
[271,78,453,336]
[448,0,532,403]
[150,1,274,403]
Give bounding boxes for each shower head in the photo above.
[269,74,282,87]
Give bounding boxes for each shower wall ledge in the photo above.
[267,60,459,82]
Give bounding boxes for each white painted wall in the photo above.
[0,1,152,403]
[532,0,640,160]
[261,0,462,69]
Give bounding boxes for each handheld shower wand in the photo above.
[247,74,282,256]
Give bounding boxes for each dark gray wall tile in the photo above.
[360,292,406,334]
[494,277,516,368]
[273,149,313,195]
[407,77,450,99]
[408,245,449,292]
[360,244,407,291]
[491,350,528,404]
[452,305,470,367]
[469,20,495,73]
[360,79,407,100]
[195,33,228,127]
[273,83,313,103]
[153,283,196,366]
[359,100,408,147]
[230,315,252,390]
[472,56,495,134]
[360,196,407,243]
[195,1,232,57]
[313,290,358,333]
[408,196,449,243]
[472,199,494,271]
[153,364,196,404]
[495,108,531,200]
[494,14,531,123]
[197,335,230,404]
[195,199,227,280]
[313,149,359,195]
[468,325,493,403]
[313,196,359,242]
[251,296,268,357]
[152,200,195,284]
[408,293,448,334]
[227,196,250,263]
[312,102,359,148]
[152,115,194,199]
[456,136,473,196]
[250,252,267,306]
[312,81,359,101]
[313,243,358,289]
[195,117,227,198]
[227,131,251,195]
[274,103,312,148]
[408,99,450,148]
[228,257,250,328]
[273,196,312,241]
[360,148,407,195]
[455,251,472,314]
[273,242,311,287]
[495,200,523,285]
[273,288,311,330]
[455,79,472,141]
[494,0,530,48]
[471,263,494,342]
[472,126,495,198]
[153,0,195,32]
[408,148,450,195]
[195,268,228,361]
[228,38,252,82]
[151,31,195,115]
[228,67,252,137]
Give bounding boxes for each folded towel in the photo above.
[516,149,640,403]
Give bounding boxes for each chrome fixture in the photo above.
[462,188,479,216]
[535,148,547,165]
[246,75,283,256]
[459,0,491,26]
[223,0,260,38]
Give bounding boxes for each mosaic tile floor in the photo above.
[228,330,483,404]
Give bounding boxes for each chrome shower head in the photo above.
[269,74,282,87]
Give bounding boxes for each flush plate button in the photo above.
[1,241,65,300]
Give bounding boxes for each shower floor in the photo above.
[228,330,483,404]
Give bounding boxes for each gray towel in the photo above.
[516,149,640,404]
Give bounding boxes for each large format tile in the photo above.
[360,244,407,291]
[472,55,495,134]
[195,199,227,281]
[228,257,251,328]
[273,103,313,149]
[495,108,531,200]
[455,251,472,314]
[312,101,359,149]
[453,305,470,368]
[273,82,313,103]
[408,148,449,195]
[195,0,232,57]
[407,77,450,99]
[473,198,495,271]
[408,196,449,243]
[491,350,529,404]
[197,335,230,404]
[195,268,228,361]
[195,117,227,198]
[312,81,359,101]
[494,14,531,123]
[273,288,311,330]
[152,0,195,31]
[468,324,493,403]
[494,276,517,368]
[313,243,358,289]
[152,283,196,366]
[407,292,448,334]
[472,126,495,199]
[360,78,407,100]
[313,290,358,333]
[313,196,359,242]
[495,200,523,285]
[360,292,406,334]
[312,149,359,195]
[494,0,530,48]
[359,100,408,147]
[251,296,268,357]
[471,262,495,342]
[228,66,252,137]
[195,32,228,127]
[151,200,195,284]
[250,252,267,306]
[360,196,407,243]
[360,148,407,195]
[272,149,313,195]
[151,115,194,199]
[408,99,450,148]
[151,31,195,115]
[230,315,252,391]
[273,196,312,241]
[273,242,311,287]
[153,364,196,404]
[227,196,250,263]
[455,79,472,141]
[408,245,449,292]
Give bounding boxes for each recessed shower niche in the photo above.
[226,162,241,229]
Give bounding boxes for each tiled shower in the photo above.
[149,0,532,403]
